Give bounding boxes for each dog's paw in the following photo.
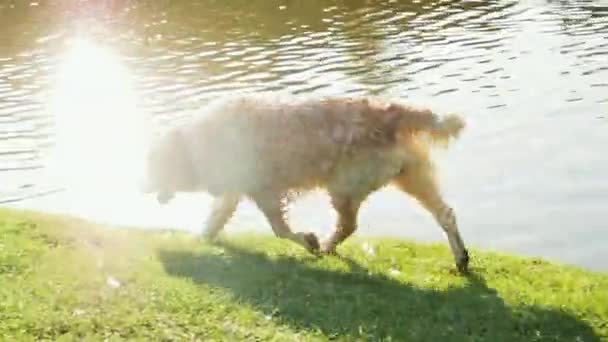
[297,232,321,255]
[200,230,221,245]
[320,239,338,256]
[456,249,470,275]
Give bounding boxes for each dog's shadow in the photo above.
[157,242,600,341]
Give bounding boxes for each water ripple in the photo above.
[0,0,607,207]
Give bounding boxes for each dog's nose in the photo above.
[157,191,174,204]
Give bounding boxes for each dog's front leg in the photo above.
[251,192,320,254]
[321,194,363,254]
[202,194,241,241]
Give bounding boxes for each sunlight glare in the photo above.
[38,36,218,231]
[46,37,150,199]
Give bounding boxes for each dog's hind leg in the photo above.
[393,164,470,273]
[202,194,241,241]
[321,194,363,255]
[250,192,320,254]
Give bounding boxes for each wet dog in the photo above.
[142,92,469,273]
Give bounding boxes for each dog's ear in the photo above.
[160,130,186,160]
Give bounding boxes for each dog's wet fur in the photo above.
[143,93,470,273]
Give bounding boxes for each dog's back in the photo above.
[183,93,463,197]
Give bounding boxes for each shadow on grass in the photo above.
[157,242,600,341]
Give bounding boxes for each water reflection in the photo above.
[0,0,607,271]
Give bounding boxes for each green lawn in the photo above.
[1,208,607,341]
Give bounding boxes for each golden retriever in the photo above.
[142,92,469,273]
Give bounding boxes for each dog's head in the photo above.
[140,131,183,204]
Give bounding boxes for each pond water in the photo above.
[1,0,607,271]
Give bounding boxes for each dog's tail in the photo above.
[392,105,465,147]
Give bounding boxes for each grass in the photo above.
[1,208,607,341]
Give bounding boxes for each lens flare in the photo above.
[46,37,149,194]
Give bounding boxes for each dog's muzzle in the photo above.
[156,191,174,204]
